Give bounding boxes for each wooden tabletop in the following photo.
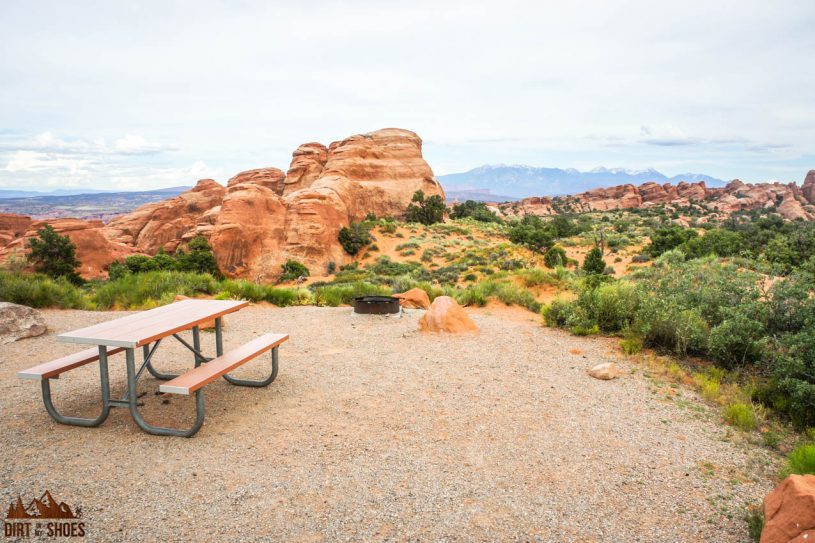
[57,299,249,348]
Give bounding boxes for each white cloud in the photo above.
[6,150,90,174]
[0,0,813,186]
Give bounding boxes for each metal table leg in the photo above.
[124,348,205,437]
[40,346,112,427]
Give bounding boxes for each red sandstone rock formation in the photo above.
[5,127,445,280]
[761,475,815,543]
[104,179,227,253]
[0,217,135,278]
[501,172,815,221]
[0,213,32,247]
[210,128,444,279]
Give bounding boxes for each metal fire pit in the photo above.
[353,296,400,315]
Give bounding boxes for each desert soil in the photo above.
[0,305,777,542]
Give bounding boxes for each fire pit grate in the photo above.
[353,296,401,315]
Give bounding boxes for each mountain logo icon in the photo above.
[6,490,81,520]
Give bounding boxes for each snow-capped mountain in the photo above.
[438,164,726,201]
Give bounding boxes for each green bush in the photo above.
[592,281,641,333]
[405,190,445,225]
[620,335,643,355]
[449,200,503,223]
[543,246,567,268]
[744,505,764,543]
[0,271,87,308]
[108,236,221,279]
[708,310,766,369]
[338,222,373,255]
[780,443,815,477]
[26,224,82,283]
[542,298,575,327]
[723,403,758,431]
[507,216,554,252]
[279,260,309,282]
[582,247,606,275]
[91,271,219,310]
[646,226,698,256]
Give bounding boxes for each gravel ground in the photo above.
[0,305,778,542]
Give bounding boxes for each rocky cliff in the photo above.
[0,128,444,280]
[500,170,815,222]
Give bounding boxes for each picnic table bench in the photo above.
[17,299,288,437]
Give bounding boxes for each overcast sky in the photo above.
[1,0,814,191]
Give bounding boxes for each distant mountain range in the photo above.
[439,165,727,201]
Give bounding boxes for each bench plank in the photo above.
[159,333,288,395]
[17,346,124,381]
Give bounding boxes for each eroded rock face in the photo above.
[283,143,328,194]
[0,302,47,345]
[211,128,444,279]
[227,167,286,192]
[0,217,136,279]
[0,214,32,247]
[419,296,478,333]
[501,172,815,221]
[762,474,815,543]
[210,180,287,280]
[104,179,227,253]
[196,128,444,280]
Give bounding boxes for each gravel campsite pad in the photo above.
[0,306,777,541]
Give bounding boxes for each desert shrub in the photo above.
[405,190,445,225]
[449,200,503,223]
[92,271,219,310]
[620,335,643,355]
[175,236,221,276]
[645,304,709,355]
[646,226,698,257]
[592,281,641,333]
[543,246,567,268]
[368,256,429,279]
[0,271,87,308]
[218,280,307,306]
[521,268,559,287]
[631,254,651,263]
[723,403,758,431]
[379,221,398,235]
[780,443,815,477]
[432,264,466,284]
[680,228,744,259]
[542,298,575,327]
[744,505,764,543]
[279,259,309,282]
[327,261,337,274]
[772,327,815,428]
[582,247,605,275]
[708,310,767,369]
[457,280,539,312]
[507,215,554,252]
[26,224,82,283]
[338,222,373,255]
[108,236,220,279]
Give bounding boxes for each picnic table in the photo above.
[17,299,288,437]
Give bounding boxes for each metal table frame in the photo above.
[41,317,279,437]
